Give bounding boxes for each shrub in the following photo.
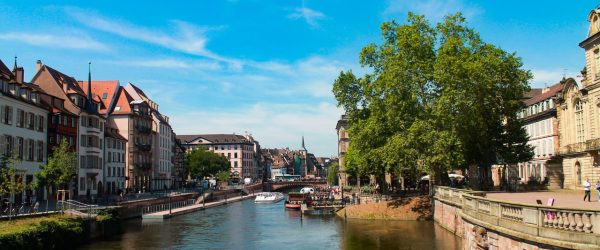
[0,216,85,250]
[361,185,375,194]
[342,185,353,192]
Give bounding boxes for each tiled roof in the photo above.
[111,87,134,115]
[177,134,251,144]
[524,82,562,106]
[523,88,543,99]
[31,65,82,114]
[78,80,119,115]
[105,127,128,141]
[43,65,86,96]
[0,59,13,80]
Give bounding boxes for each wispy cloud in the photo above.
[384,0,481,22]
[171,102,343,156]
[67,8,239,65]
[104,58,222,70]
[0,32,108,51]
[530,68,580,88]
[288,7,326,27]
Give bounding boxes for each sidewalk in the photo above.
[487,189,600,210]
[142,193,257,220]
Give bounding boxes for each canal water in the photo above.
[81,199,461,249]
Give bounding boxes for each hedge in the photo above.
[0,216,85,250]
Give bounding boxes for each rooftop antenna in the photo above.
[562,68,568,79]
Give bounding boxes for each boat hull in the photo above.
[284,203,302,209]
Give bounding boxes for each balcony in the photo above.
[136,124,152,134]
[135,163,152,170]
[135,143,152,151]
[559,138,600,155]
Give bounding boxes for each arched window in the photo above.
[576,99,585,143]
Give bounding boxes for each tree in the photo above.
[216,171,230,186]
[35,138,77,199]
[327,162,339,186]
[332,12,532,190]
[0,154,26,201]
[185,148,230,180]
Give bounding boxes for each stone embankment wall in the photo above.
[434,186,600,249]
[336,196,432,220]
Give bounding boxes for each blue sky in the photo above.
[0,1,595,156]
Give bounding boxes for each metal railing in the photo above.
[57,200,101,218]
[0,200,57,219]
[141,199,195,215]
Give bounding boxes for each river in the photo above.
[81,199,461,249]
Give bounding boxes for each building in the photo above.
[262,148,294,179]
[556,7,600,189]
[104,126,127,194]
[0,59,49,202]
[515,84,561,186]
[336,115,349,186]
[177,134,260,181]
[31,61,105,199]
[124,83,173,190]
[172,138,186,188]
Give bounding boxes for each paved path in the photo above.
[143,194,257,220]
[487,189,600,210]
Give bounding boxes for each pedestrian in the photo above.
[583,178,591,202]
[596,180,600,202]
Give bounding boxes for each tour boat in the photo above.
[254,192,284,203]
[284,192,312,210]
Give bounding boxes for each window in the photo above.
[595,49,600,77]
[16,137,23,159]
[576,100,585,143]
[71,118,76,128]
[114,106,121,112]
[16,109,24,127]
[27,113,34,129]
[1,135,13,156]
[80,177,85,191]
[36,141,43,162]
[27,139,34,161]
[234,152,238,158]
[81,116,86,127]
[102,93,107,99]
[37,115,44,131]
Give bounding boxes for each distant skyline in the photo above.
[0,1,594,156]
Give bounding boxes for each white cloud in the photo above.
[67,8,240,66]
[288,7,326,27]
[0,32,108,51]
[104,58,222,71]
[171,102,343,156]
[530,69,579,88]
[384,0,481,22]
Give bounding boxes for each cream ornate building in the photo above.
[557,8,600,189]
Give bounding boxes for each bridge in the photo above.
[269,181,328,192]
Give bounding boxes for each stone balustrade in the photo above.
[434,186,600,248]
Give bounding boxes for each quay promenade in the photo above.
[142,193,257,220]
[434,186,600,249]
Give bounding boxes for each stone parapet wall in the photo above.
[433,186,600,249]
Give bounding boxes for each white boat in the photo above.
[254,192,284,203]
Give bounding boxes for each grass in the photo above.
[0,214,74,236]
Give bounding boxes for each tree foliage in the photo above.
[35,138,77,191]
[185,148,230,180]
[327,162,339,186]
[216,171,230,185]
[332,12,532,187]
[0,154,26,197]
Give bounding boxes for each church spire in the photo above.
[302,135,306,150]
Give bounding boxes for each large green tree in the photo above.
[327,162,339,186]
[35,138,77,198]
[185,148,230,180]
[332,13,532,190]
[0,154,26,200]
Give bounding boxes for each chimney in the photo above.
[15,67,24,84]
[36,60,42,72]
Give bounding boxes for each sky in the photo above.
[0,1,595,157]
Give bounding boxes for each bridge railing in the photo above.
[434,186,600,248]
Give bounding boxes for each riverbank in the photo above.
[336,196,432,220]
[142,193,257,220]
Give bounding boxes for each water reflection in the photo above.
[80,199,460,250]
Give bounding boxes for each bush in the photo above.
[0,216,85,250]
[360,185,375,194]
[96,208,122,237]
[342,186,354,192]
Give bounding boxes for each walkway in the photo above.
[142,193,257,220]
[487,189,600,210]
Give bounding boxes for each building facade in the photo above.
[32,62,106,199]
[173,138,186,188]
[516,84,561,184]
[0,59,48,202]
[177,134,260,181]
[336,115,349,186]
[104,127,126,194]
[556,8,600,189]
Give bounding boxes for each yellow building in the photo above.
[556,8,600,189]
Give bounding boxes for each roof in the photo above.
[524,82,562,106]
[77,80,119,115]
[0,59,13,80]
[177,134,252,144]
[523,88,542,99]
[110,87,134,115]
[30,65,83,114]
[104,127,128,141]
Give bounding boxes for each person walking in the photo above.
[596,180,600,202]
[583,179,591,202]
